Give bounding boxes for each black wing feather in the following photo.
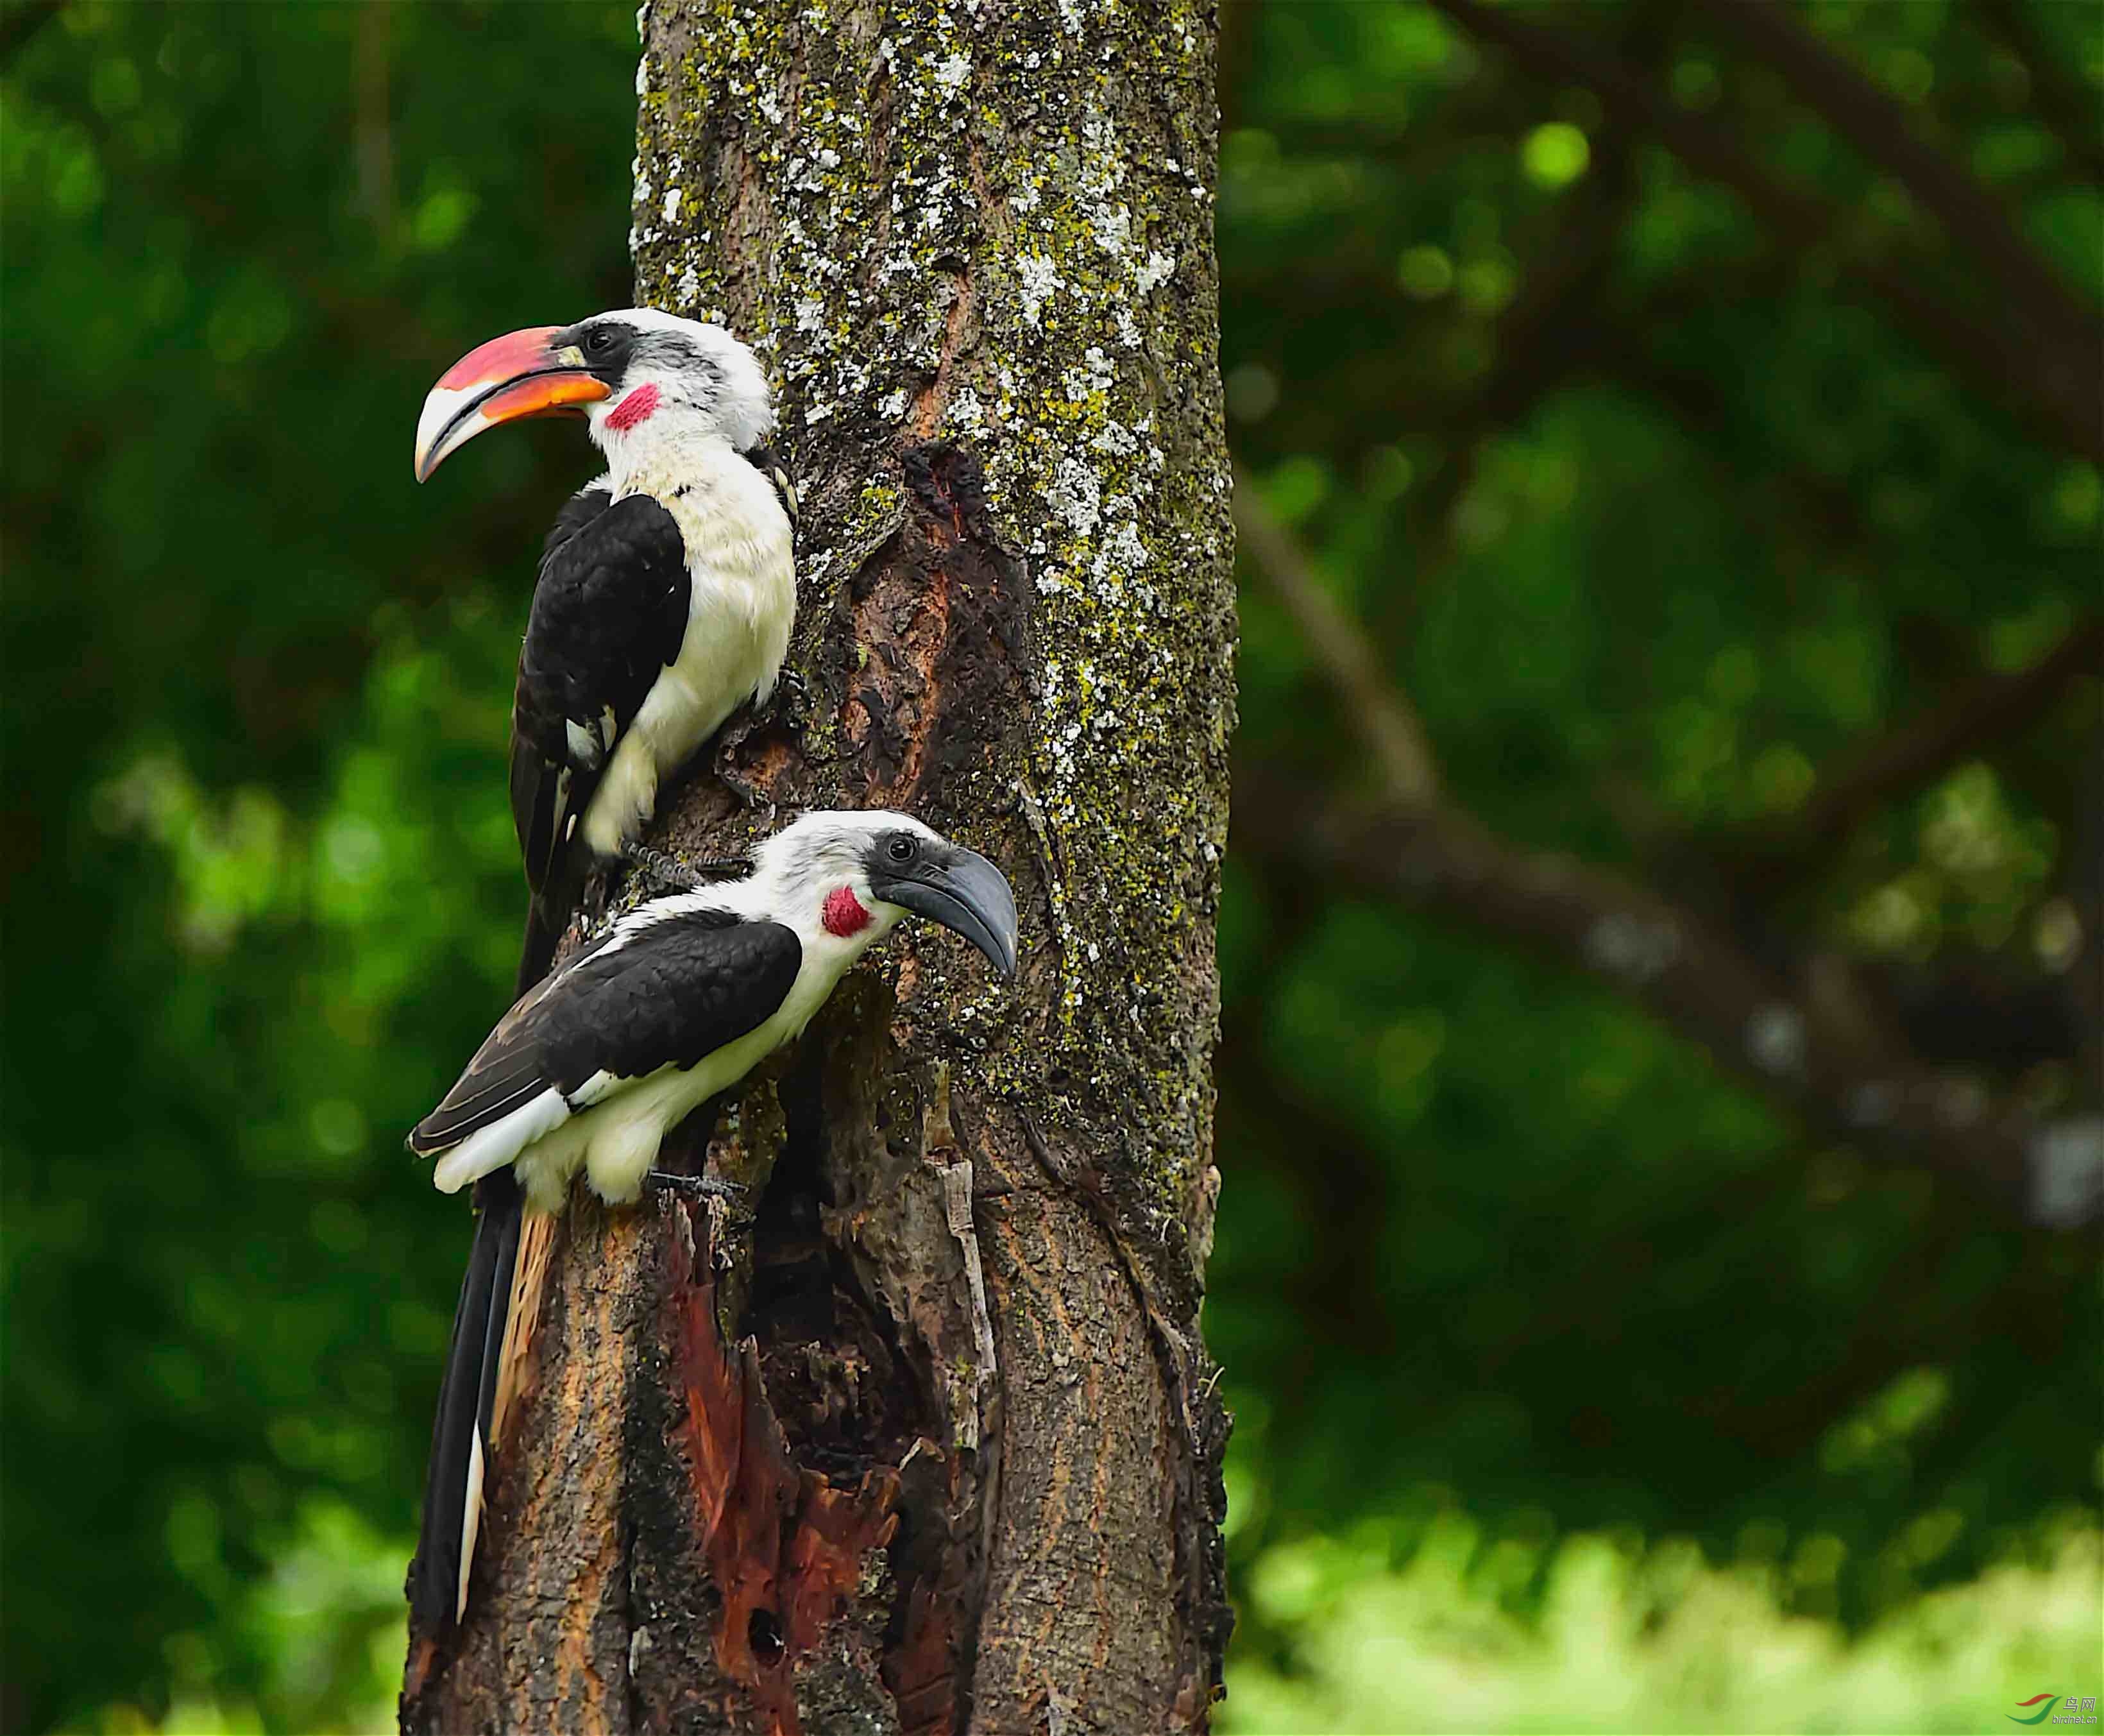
[410,910,802,1155]
[510,488,691,896]
[408,1054,554,1153]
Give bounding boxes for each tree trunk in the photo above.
[400,1,1235,1730]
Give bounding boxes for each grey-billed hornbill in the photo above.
[414,307,800,994]
[405,809,1018,1634]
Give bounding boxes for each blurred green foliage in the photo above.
[2,3,2097,1733]
[1224,1522,2101,1733]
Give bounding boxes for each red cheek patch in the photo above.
[605,382,659,431]
[822,885,871,939]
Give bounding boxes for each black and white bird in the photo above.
[404,808,1018,1634]
[414,308,800,992]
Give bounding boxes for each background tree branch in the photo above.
[1231,473,1438,805]
[1692,0,2101,357]
[1703,616,2104,894]
[1424,0,2104,464]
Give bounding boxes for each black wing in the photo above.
[409,909,801,1155]
[509,488,691,895]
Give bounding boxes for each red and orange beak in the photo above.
[412,325,614,482]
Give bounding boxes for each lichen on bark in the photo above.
[403,2,1234,1730]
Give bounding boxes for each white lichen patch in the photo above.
[1096,518,1148,578]
[1064,346,1116,402]
[1048,456,1101,542]
[1017,255,1063,327]
[1090,203,1132,259]
[1090,420,1139,459]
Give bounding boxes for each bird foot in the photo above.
[645,1170,743,1203]
[767,668,811,735]
[622,842,745,892]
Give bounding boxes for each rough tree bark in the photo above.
[400,1,1236,1731]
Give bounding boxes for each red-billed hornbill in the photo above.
[414,307,799,994]
[405,809,1017,1634]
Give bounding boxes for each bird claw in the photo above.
[623,842,745,891]
[624,843,702,891]
[768,668,811,734]
[646,1170,743,1203]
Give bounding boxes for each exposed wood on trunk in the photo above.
[402,0,1236,1728]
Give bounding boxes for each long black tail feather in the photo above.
[408,1169,522,1634]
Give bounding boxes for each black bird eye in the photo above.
[586,328,615,353]
[885,835,917,864]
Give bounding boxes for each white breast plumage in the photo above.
[578,449,795,860]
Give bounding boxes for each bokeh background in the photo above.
[4,2,2099,1731]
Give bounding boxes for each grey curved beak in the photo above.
[874,847,1019,978]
